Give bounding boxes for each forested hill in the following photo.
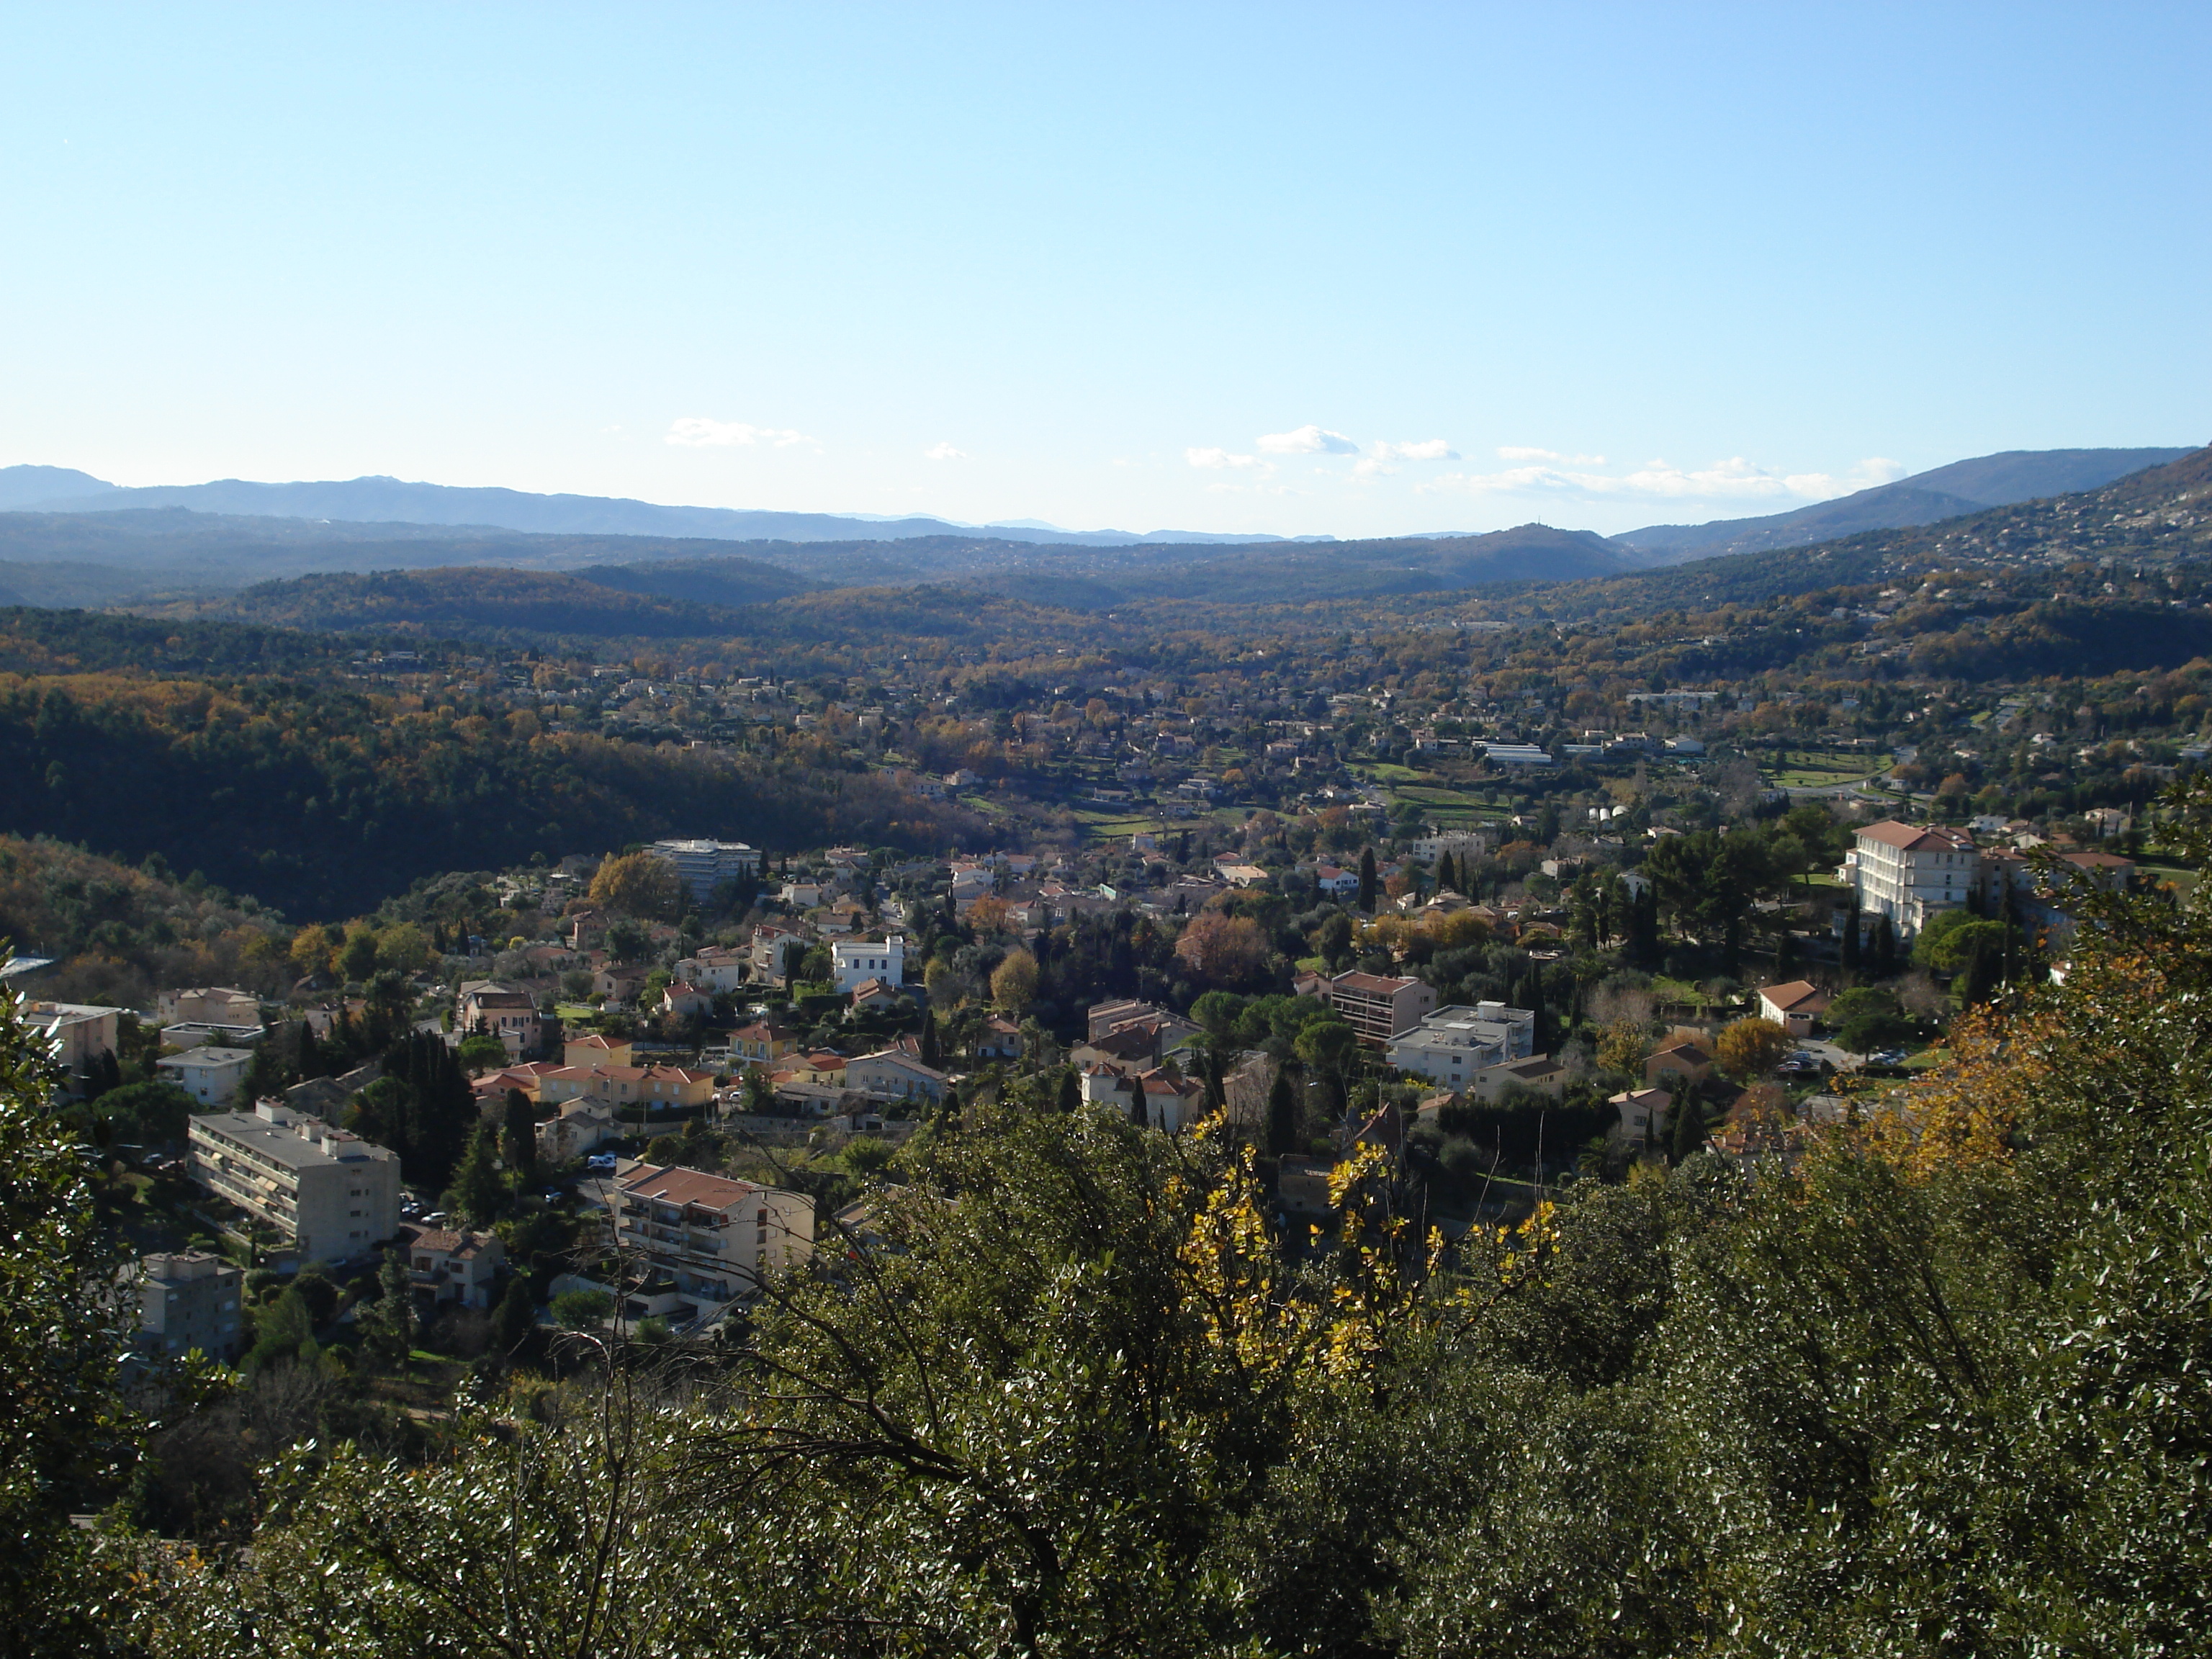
[0,673,989,918]
[126,567,798,642]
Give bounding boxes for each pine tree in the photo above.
[444,1122,507,1228]
[1357,847,1379,912]
[359,1250,420,1372]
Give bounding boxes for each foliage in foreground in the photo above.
[14,786,2212,1655]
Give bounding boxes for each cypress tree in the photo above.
[1056,1068,1082,1114]
[1437,850,1457,893]
[1670,1092,1704,1164]
[1841,904,1862,977]
[1871,915,1899,979]
[919,1013,943,1069]
[490,1274,536,1357]
[1130,1089,1149,1128]
[1267,1066,1299,1156]
[501,1089,538,1184]
[1357,847,1379,912]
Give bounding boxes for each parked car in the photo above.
[587,1153,619,1172]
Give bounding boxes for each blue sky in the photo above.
[1,3,2204,537]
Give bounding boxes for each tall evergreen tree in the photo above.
[1871,914,1899,979]
[1266,1066,1299,1156]
[490,1274,536,1358]
[1669,1092,1705,1164]
[500,1088,537,1184]
[1437,850,1457,893]
[919,1012,943,1069]
[1056,1068,1082,1115]
[1840,903,1862,977]
[1357,847,1379,912]
[444,1122,507,1228]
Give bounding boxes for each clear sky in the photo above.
[2,3,2204,538]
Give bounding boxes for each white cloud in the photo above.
[1370,437,1459,462]
[1352,457,1396,480]
[924,441,971,461]
[1257,423,1359,455]
[1186,446,1270,472]
[664,416,815,449]
[1498,444,1606,464]
[1424,453,1908,505]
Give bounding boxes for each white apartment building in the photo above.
[647,838,763,904]
[1840,821,1979,935]
[605,1162,815,1303]
[832,935,906,994]
[187,1101,403,1264]
[157,1046,256,1107]
[1385,1002,1537,1087]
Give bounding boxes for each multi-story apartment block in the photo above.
[134,1250,246,1362]
[1323,971,1438,1048]
[22,999,125,1093]
[1840,821,1979,936]
[604,1162,814,1303]
[187,1102,402,1265]
[647,838,762,904]
[1384,1002,1536,1085]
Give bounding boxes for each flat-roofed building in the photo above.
[157,1045,256,1108]
[186,1101,402,1265]
[1384,1001,1535,1085]
[832,935,906,994]
[604,1161,814,1303]
[647,838,762,904]
[134,1250,245,1362]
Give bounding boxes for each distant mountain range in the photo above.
[1608,447,2190,564]
[0,467,1283,547]
[0,444,2193,608]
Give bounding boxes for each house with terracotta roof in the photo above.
[661,981,715,1019]
[396,1221,506,1310]
[1609,1087,1674,1149]
[1645,1038,1713,1092]
[564,1033,635,1069]
[1756,981,1831,1038]
[730,1020,801,1066]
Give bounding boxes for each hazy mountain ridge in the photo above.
[0,467,1280,547]
[1611,446,2191,562]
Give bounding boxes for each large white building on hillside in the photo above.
[1840,820,1979,936]
[647,839,763,904]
